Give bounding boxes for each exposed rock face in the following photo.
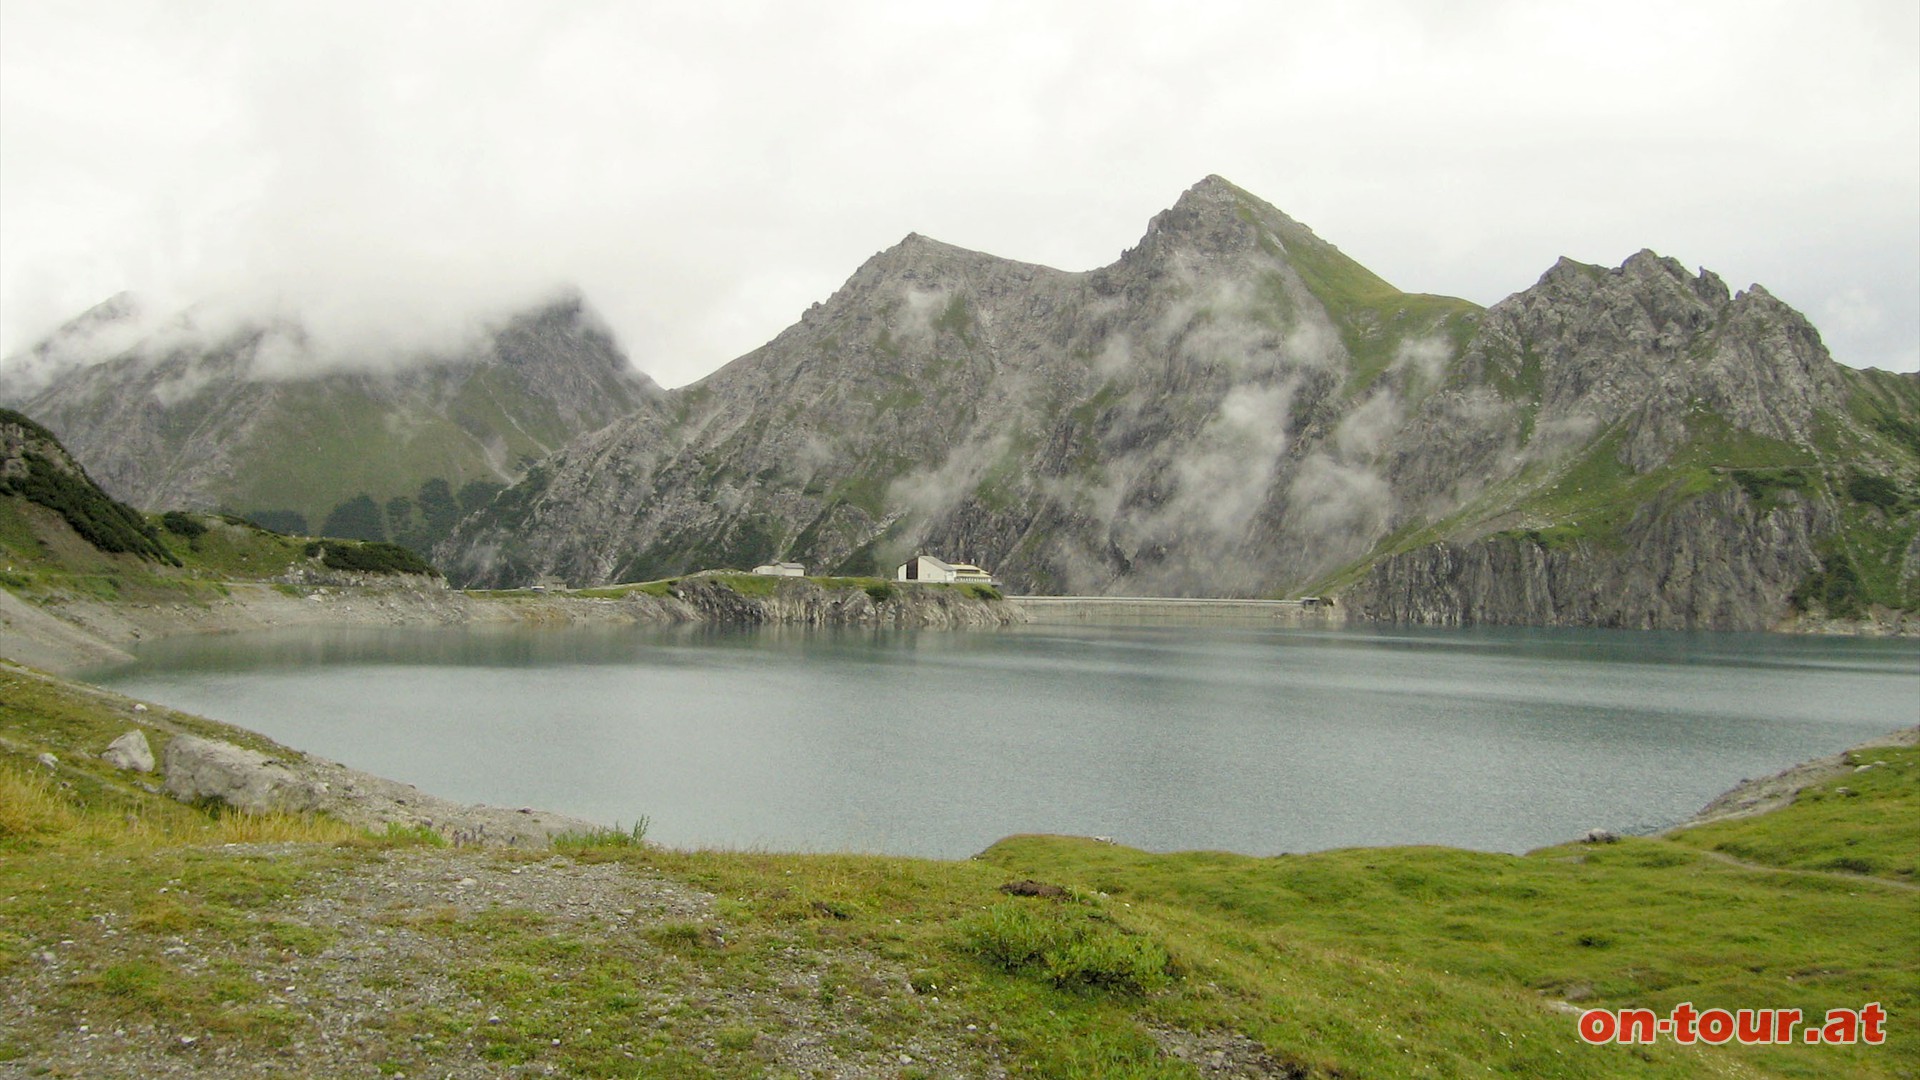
[1348,488,1830,630]
[444,176,1484,596]
[164,733,329,815]
[1346,252,1916,629]
[101,730,154,772]
[148,724,601,845]
[2,291,661,541]
[14,176,1911,632]
[667,577,1023,629]
[441,178,1917,631]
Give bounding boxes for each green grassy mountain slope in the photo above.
[1336,257,1920,629]
[3,291,661,555]
[2,408,438,616]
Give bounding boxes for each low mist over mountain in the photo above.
[440,176,1919,629]
[1,291,660,553]
[9,175,1911,631]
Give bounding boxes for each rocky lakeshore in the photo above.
[0,572,1023,677]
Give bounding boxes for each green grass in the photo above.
[1229,196,1482,398]
[572,578,678,599]
[0,491,443,621]
[700,571,780,598]
[1668,744,1918,881]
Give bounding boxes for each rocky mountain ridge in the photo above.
[2,290,662,551]
[440,176,1918,629]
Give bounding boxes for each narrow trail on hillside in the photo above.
[1683,847,1920,893]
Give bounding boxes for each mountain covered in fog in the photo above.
[9,175,1914,630]
[1,291,660,552]
[439,176,1920,630]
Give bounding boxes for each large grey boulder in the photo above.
[162,734,326,814]
[101,730,154,772]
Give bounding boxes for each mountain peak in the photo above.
[1165,174,1256,220]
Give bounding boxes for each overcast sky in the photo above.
[3,0,1916,386]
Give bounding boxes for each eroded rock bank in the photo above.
[1668,724,1920,830]
[0,573,1023,675]
[1344,487,1916,635]
[8,661,603,847]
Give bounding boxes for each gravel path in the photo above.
[1,846,1008,1079]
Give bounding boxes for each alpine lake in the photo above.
[86,621,1919,859]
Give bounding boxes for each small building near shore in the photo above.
[895,554,997,585]
[751,562,807,577]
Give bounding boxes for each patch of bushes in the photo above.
[1873,414,1920,456]
[1791,549,1867,620]
[1844,470,1902,512]
[959,901,1171,995]
[314,540,439,577]
[1729,467,1815,512]
[864,581,898,603]
[962,583,1003,600]
[242,509,309,536]
[320,493,386,543]
[160,510,207,539]
[0,445,178,566]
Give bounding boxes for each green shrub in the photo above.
[555,818,650,850]
[959,902,1170,995]
[1729,467,1814,511]
[0,437,178,565]
[320,493,386,543]
[865,581,898,603]
[1845,470,1902,511]
[1873,414,1920,456]
[316,540,438,576]
[242,509,309,536]
[160,510,207,538]
[1793,549,1867,619]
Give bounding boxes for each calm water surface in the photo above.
[88,623,1919,858]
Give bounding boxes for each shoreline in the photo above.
[6,577,1913,853]
[5,569,1909,680]
[0,573,1024,677]
[12,653,1912,856]
[1666,723,1920,832]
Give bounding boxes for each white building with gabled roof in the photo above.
[895,554,997,585]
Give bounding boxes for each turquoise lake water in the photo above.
[89,622,1919,858]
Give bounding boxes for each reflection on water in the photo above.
[89,622,1920,858]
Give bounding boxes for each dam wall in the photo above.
[1007,596,1345,627]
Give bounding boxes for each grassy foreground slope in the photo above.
[3,665,1913,1077]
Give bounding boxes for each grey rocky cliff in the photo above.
[440,179,1918,633]
[1347,487,1830,630]
[667,576,1023,629]
[443,176,1483,596]
[1346,252,1915,630]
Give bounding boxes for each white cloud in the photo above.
[1,0,1914,387]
